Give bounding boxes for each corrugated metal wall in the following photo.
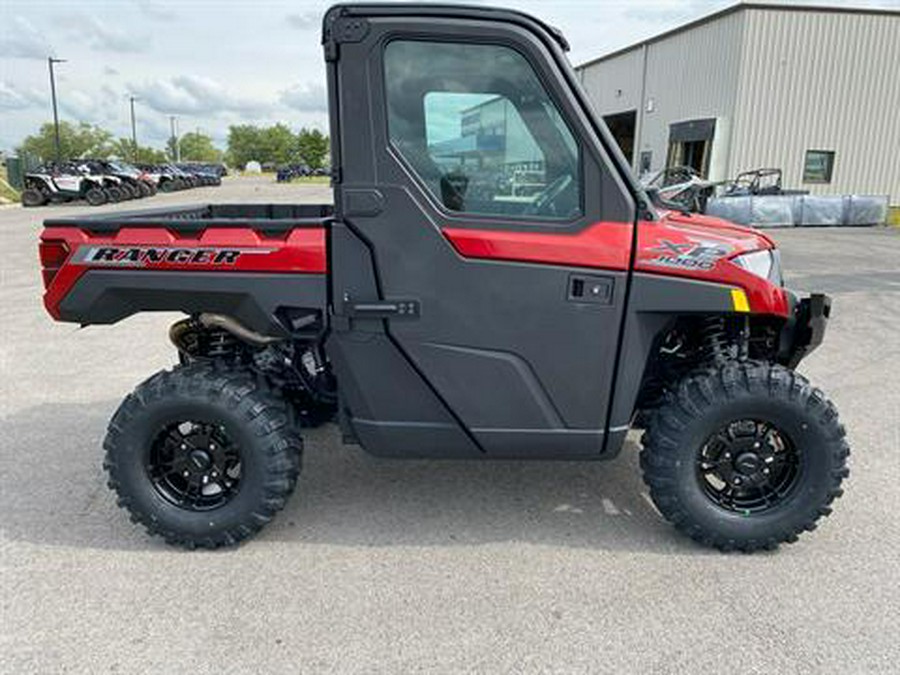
[733,9,900,200]
[579,48,645,119]
[577,7,900,202]
[639,11,744,181]
[578,12,746,180]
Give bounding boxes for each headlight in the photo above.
[732,249,782,285]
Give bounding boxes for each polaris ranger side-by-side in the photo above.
[38,4,848,551]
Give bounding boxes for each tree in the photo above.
[110,138,167,164]
[18,121,113,162]
[261,124,297,166]
[225,124,264,169]
[225,124,329,169]
[296,128,329,169]
[176,132,223,163]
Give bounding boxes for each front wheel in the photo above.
[640,362,849,552]
[103,363,302,549]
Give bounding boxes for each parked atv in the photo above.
[720,168,809,198]
[37,4,848,552]
[21,164,108,207]
[176,163,221,186]
[105,159,157,197]
[641,166,717,213]
[67,162,127,202]
[81,160,146,200]
[138,163,185,192]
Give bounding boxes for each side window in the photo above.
[385,40,581,221]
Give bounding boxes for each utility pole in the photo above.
[48,57,66,164]
[129,96,139,161]
[169,115,180,161]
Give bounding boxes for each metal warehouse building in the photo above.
[576,3,900,204]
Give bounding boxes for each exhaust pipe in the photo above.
[198,313,282,346]
[169,313,281,353]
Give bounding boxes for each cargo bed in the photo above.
[40,203,332,336]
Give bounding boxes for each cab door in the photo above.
[325,7,637,458]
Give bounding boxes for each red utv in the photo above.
[37,4,847,551]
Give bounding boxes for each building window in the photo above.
[803,150,835,184]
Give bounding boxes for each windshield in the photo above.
[108,161,138,176]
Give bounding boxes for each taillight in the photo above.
[39,239,70,288]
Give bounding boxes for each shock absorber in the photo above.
[699,316,729,363]
[698,316,748,364]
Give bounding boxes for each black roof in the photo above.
[323,3,570,51]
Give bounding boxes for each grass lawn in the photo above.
[0,166,21,203]
[288,175,331,184]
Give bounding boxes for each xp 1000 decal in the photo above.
[647,239,732,271]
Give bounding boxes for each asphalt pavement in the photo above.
[1,177,898,673]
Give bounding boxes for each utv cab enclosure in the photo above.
[39,4,847,552]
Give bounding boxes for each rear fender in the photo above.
[40,225,328,336]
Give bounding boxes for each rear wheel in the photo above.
[103,363,302,549]
[106,186,124,202]
[137,182,153,198]
[21,188,47,207]
[640,361,849,552]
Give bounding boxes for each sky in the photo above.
[1,0,897,154]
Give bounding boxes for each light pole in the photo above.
[169,115,180,162]
[48,57,66,164]
[129,95,139,161]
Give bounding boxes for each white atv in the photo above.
[73,162,130,202]
[21,164,110,207]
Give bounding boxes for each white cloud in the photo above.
[621,0,724,23]
[132,74,272,116]
[0,81,45,110]
[286,12,319,30]
[51,84,124,129]
[57,14,147,53]
[280,82,327,112]
[138,1,177,22]
[0,16,55,59]
[59,89,104,121]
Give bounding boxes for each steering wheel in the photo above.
[524,173,574,217]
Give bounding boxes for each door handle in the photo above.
[568,274,613,304]
[344,298,420,319]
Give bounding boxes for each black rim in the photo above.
[696,419,801,514]
[147,420,242,511]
